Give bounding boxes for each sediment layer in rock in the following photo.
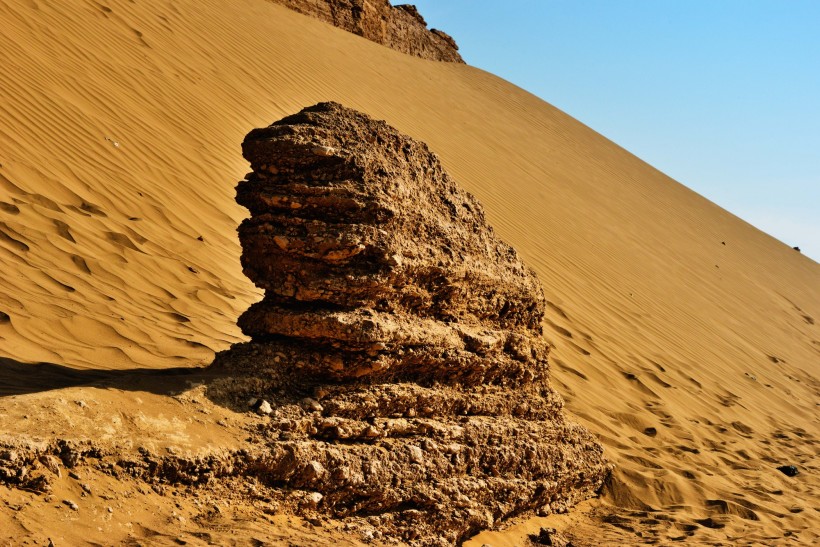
[216,102,608,545]
[238,102,544,383]
[269,0,463,63]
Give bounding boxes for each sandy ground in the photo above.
[0,0,817,544]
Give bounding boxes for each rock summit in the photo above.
[270,0,463,63]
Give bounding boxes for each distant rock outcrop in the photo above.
[269,0,464,63]
[214,102,607,544]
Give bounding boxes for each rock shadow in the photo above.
[0,356,214,398]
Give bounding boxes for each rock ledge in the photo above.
[270,0,464,63]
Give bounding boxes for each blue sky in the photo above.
[403,1,819,261]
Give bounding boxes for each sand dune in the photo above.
[1,0,817,544]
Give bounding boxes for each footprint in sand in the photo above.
[105,231,142,252]
[554,358,588,380]
[786,298,816,325]
[79,201,107,216]
[545,318,572,338]
[646,372,672,388]
[621,372,660,398]
[718,391,741,407]
[567,340,591,356]
[731,421,754,436]
[70,254,91,274]
[694,516,726,529]
[0,201,20,214]
[166,312,190,323]
[44,273,75,293]
[0,222,29,252]
[705,499,759,521]
[25,193,62,212]
[546,301,569,319]
[647,359,667,373]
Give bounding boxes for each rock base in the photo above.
[211,342,608,545]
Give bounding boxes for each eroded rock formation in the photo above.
[269,0,463,63]
[213,102,607,545]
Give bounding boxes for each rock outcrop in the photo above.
[213,102,608,545]
[269,0,464,63]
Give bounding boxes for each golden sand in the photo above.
[0,0,816,544]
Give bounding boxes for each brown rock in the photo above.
[269,0,464,63]
[214,102,608,545]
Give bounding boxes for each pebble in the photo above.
[248,398,273,415]
[777,465,799,477]
[256,401,273,415]
[311,145,336,157]
[300,397,323,412]
[305,491,323,507]
[63,499,79,511]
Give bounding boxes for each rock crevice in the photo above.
[214,102,607,545]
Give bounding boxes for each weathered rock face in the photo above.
[269,0,464,63]
[214,102,608,545]
[238,104,545,385]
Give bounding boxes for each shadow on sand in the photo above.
[0,356,222,398]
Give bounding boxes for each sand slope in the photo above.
[1,0,817,544]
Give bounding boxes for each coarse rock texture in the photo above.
[213,102,609,545]
[269,0,464,63]
[237,101,545,385]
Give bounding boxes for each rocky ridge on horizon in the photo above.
[213,102,609,544]
[269,0,464,63]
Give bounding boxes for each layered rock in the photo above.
[269,0,463,63]
[214,102,607,545]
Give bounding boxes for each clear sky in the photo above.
[403,1,820,261]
